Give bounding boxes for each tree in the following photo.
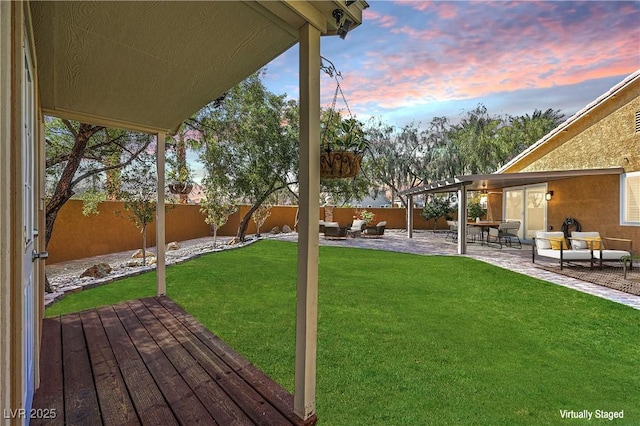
[422,194,454,230]
[44,117,152,248]
[497,108,565,166]
[450,104,503,174]
[195,71,299,242]
[252,203,272,237]
[119,155,157,266]
[199,140,237,248]
[363,120,429,207]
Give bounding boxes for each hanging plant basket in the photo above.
[319,57,368,179]
[168,182,193,195]
[320,150,363,179]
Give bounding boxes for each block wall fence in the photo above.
[46,200,443,264]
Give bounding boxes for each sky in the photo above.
[262,0,640,127]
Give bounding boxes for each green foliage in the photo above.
[81,188,105,216]
[422,195,454,229]
[194,71,298,240]
[46,241,640,425]
[363,120,428,207]
[468,200,487,220]
[354,209,376,225]
[118,155,157,262]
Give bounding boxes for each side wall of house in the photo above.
[0,1,14,421]
[1,2,43,423]
[517,79,640,174]
[506,77,640,253]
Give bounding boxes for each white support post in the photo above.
[156,132,166,296]
[457,185,467,255]
[294,22,320,421]
[407,195,414,238]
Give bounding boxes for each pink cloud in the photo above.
[327,0,640,115]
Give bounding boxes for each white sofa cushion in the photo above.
[535,231,565,250]
[351,219,366,230]
[324,221,339,228]
[571,231,601,250]
[376,221,387,227]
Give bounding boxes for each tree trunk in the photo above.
[142,223,147,265]
[212,226,218,248]
[45,123,103,248]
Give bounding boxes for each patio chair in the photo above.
[467,225,482,243]
[319,220,325,234]
[323,222,347,239]
[487,221,521,248]
[445,220,458,241]
[363,221,386,238]
[532,231,593,270]
[571,231,632,269]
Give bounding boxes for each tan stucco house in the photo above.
[1,1,367,424]
[401,71,639,255]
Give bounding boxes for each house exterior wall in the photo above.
[501,74,639,254]
[1,1,45,423]
[504,77,640,174]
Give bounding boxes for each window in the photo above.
[621,172,640,225]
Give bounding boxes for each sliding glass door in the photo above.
[503,184,547,240]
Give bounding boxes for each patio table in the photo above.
[466,221,502,245]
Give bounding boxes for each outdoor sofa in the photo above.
[323,221,348,239]
[533,231,632,270]
[363,221,386,238]
[533,231,593,270]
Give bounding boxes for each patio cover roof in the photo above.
[399,167,625,196]
[30,0,366,134]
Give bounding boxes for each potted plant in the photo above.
[167,129,195,202]
[320,117,368,179]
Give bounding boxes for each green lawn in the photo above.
[47,240,640,425]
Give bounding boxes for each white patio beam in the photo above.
[407,195,414,238]
[457,184,467,255]
[294,22,320,421]
[156,132,166,296]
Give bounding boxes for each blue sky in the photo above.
[262,0,640,126]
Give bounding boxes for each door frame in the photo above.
[502,183,549,241]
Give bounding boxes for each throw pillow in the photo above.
[550,237,568,250]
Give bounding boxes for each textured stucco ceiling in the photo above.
[30,1,366,133]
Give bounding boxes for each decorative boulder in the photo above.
[282,225,292,233]
[132,249,156,259]
[271,226,281,234]
[80,263,112,279]
[167,241,180,250]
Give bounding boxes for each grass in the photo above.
[47,240,640,424]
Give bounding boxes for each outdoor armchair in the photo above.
[323,222,348,239]
[364,221,386,237]
[488,221,522,248]
[571,231,632,268]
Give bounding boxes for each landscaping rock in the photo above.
[80,263,112,279]
[167,241,180,250]
[282,225,292,233]
[271,226,281,234]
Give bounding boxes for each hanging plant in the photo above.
[320,57,368,179]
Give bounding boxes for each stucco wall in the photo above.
[47,202,439,263]
[547,175,639,253]
[517,81,640,173]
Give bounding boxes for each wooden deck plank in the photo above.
[31,318,64,426]
[140,297,289,425]
[97,305,178,426]
[154,297,316,426]
[113,301,216,425]
[61,313,101,426]
[130,299,253,425]
[34,297,315,425]
[79,310,139,426]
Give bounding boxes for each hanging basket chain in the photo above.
[319,56,362,179]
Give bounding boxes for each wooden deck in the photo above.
[32,296,316,426]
